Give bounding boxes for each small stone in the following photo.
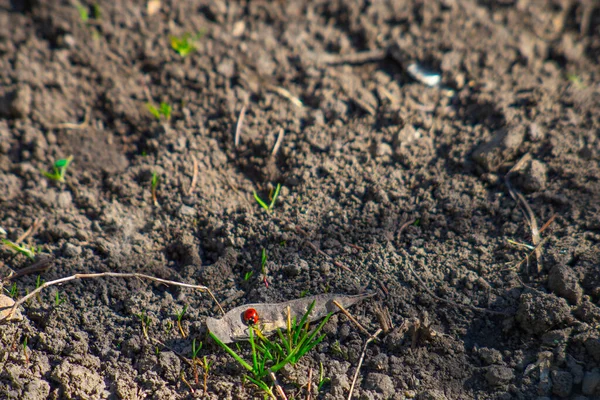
[548,264,583,305]
[582,369,600,395]
[375,142,393,158]
[516,291,572,335]
[585,337,600,362]
[62,243,82,258]
[179,205,196,217]
[472,125,525,172]
[364,373,395,398]
[479,347,503,365]
[56,191,73,209]
[528,123,545,141]
[551,370,573,398]
[485,365,514,386]
[515,159,548,192]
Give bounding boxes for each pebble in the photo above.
[551,370,573,398]
[179,205,196,217]
[364,373,395,398]
[485,365,514,386]
[472,125,525,172]
[582,369,600,395]
[548,264,583,304]
[62,243,82,258]
[515,159,548,192]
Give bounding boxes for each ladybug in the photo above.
[243,308,259,325]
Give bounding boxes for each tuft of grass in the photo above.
[209,300,332,396]
[75,3,89,22]
[253,183,282,213]
[5,282,18,299]
[170,32,203,57]
[318,361,330,391]
[54,291,66,306]
[42,156,73,183]
[201,355,212,394]
[191,338,202,385]
[243,271,254,281]
[146,102,172,121]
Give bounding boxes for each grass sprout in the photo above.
[177,305,188,338]
[253,183,281,213]
[261,248,269,288]
[5,282,18,299]
[54,291,66,306]
[170,32,204,57]
[209,300,332,396]
[146,102,172,121]
[151,172,160,206]
[243,271,254,281]
[2,239,40,260]
[318,361,330,391]
[42,156,73,183]
[136,310,152,340]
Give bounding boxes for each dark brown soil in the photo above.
[1,1,599,399]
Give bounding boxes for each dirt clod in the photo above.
[485,365,514,386]
[548,264,583,305]
[472,125,525,172]
[516,291,572,335]
[551,370,573,398]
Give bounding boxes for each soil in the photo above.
[1,0,599,399]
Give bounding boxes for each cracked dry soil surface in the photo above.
[1,0,600,399]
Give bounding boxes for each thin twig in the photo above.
[306,367,313,400]
[347,329,382,400]
[188,156,199,196]
[2,256,53,283]
[332,300,370,336]
[271,128,285,157]
[16,218,44,244]
[49,108,90,130]
[0,272,224,323]
[266,85,303,108]
[234,100,248,148]
[269,371,288,400]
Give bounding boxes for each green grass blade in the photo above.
[268,183,281,210]
[208,332,253,371]
[253,191,269,211]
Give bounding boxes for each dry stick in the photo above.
[266,85,303,108]
[269,371,288,400]
[347,329,382,400]
[2,256,53,283]
[332,300,370,336]
[271,128,285,157]
[306,367,313,400]
[49,108,90,130]
[16,218,44,244]
[234,100,248,148]
[0,272,224,323]
[188,156,199,196]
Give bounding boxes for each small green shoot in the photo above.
[2,239,40,260]
[260,248,269,288]
[75,3,89,22]
[22,336,29,364]
[413,219,421,226]
[151,172,160,206]
[155,346,160,356]
[317,361,330,391]
[54,291,66,306]
[5,282,18,299]
[253,183,282,213]
[176,305,188,338]
[201,356,212,394]
[92,3,101,19]
[136,310,152,340]
[170,32,203,57]
[146,102,172,121]
[42,155,73,183]
[244,271,254,281]
[191,338,203,385]
[299,289,309,298]
[566,72,585,89]
[165,320,174,334]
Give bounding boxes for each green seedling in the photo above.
[244,271,254,281]
[170,32,204,57]
[299,289,309,298]
[261,248,269,288]
[5,282,18,299]
[35,275,44,303]
[155,346,160,356]
[92,3,101,19]
[2,239,40,260]
[75,2,89,22]
[146,102,172,121]
[209,300,332,397]
[22,336,29,364]
[413,219,421,226]
[136,310,152,340]
[165,320,174,334]
[317,361,330,391]
[253,183,282,213]
[201,356,212,394]
[177,305,188,338]
[191,338,202,385]
[151,172,160,206]
[42,155,73,183]
[54,291,66,306]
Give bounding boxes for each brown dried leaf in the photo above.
[206,293,374,343]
